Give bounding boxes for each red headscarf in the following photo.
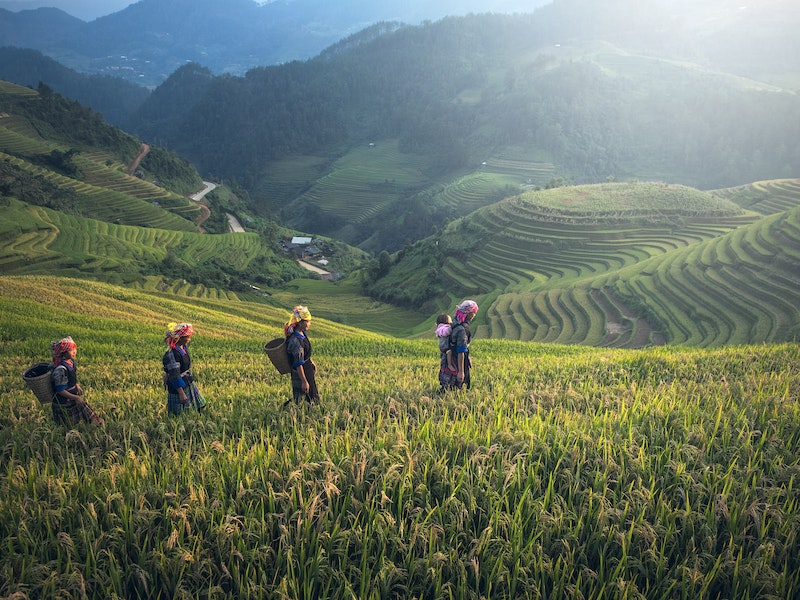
[51,336,77,366]
[165,322,194,348]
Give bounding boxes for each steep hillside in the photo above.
[0,79,309,291]
[125,10,800,251]
[0,197,301,290]
[366,181,800,347]
[0,79,202,192]
[3,75,797,348]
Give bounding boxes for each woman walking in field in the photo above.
[50,336,103,426]
[439,300,479,392]
[283,305,319,407]
[162,322,207,415]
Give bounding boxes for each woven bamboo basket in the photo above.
[23,362,55,403]
[264,338,291,375]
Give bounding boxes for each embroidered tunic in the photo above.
[163,345,205,414]
[286,331,319,403]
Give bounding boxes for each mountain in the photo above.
[2,77,799,346]
[0,79,320,291]
[0,0,549,86]
[0,47,149,127]
[0,0,131,21]
[2,1,799,346]
[124,9,800,252]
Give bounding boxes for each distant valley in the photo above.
[1,0,799,346]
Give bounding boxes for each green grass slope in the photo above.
[0,80,203,231]
[367,181,800,346]
[0,197,303,291]
[1,275,799,599]
[273,141,557,250]
[0,79,313,293]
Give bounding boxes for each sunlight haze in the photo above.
[0,0,133,20]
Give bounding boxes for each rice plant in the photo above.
[2,275,799,599]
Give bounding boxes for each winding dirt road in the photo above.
[126,143,150,175]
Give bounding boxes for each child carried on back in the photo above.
[436,313,456,372]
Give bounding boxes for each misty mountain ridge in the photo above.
[117,7,799,253]
[0,0,549,86]
[1,1,798,255]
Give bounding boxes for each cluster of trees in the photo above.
[28,83,142,157]
[32,149,81,178]
[138,146,202,195]
[0,159,80,214]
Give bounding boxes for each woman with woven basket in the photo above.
[50,336,103,426]
[283,305,319,407]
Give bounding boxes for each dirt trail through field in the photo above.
[126,143,150,175]
[190,182,217,231]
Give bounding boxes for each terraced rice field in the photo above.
[292,140,429,225]
[481,157,555,186]
[0,199,281,287]
[437,172,520,212]
[437,182,799,346]
[1,151,199,231]
[289,146,554,230]
[712,178,800,215]
[3,275,799,599]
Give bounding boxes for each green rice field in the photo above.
[1,275,799,599]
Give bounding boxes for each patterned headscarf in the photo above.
[284,305,312,336]
[165,322,194,348]
[51,336,77,365]
[454,300,479,323]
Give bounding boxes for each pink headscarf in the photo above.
[165,322,194,348]
[51,336,77,366]
[454,300,479,323]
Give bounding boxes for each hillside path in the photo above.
[190,181,217,230]
[298,260,331,276]
[126,143,150,175]
[227,214,245,233]
[191,181,217,201]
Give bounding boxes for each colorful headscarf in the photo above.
[454,300,479,323]
[165,322,194,348]
[284,305,312,336]
[51,336,77,365]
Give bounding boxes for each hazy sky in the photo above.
[0,0,271,21]
[0,0,133,20]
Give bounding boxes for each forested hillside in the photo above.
[0,80,310,292]
[0,47,149,128]
[126,9,800,251]
[2,4,798,254]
